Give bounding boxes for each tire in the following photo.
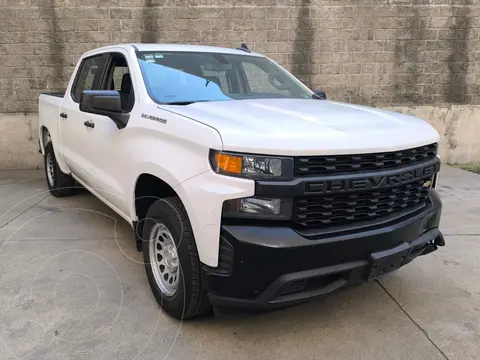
[143,197,211,319]
[44,142,75,197]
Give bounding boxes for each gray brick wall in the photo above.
[1,0,479,113]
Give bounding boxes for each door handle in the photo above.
[84,120,95,129]
[60,112,68,119]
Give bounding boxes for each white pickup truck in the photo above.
[38,43,444,319]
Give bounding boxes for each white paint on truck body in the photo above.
[38,43,440,267]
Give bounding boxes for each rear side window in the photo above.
[71,55,105,102]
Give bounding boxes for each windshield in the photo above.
[136,51,313,104]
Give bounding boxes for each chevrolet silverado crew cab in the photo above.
[38,43,444,319]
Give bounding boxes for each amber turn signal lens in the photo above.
[214,153,243,174]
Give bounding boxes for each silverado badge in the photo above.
[141,113,167,124]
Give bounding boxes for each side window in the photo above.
[242,62,292,96]
[102,53,135,112]
[200,66,230,93]
[71,55,104,102]
[111,66,129,91]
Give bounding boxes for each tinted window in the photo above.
[200,65,230,93]
[112,66,129,90]
[71,55,104,102]
[136,51,312,104]
[242,62,292,97]
[102,54,135,112]
[106,63,129,91]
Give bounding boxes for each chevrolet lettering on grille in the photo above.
[305,162,440,194]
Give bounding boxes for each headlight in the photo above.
[209,150,294,180]
[223,197,292,220]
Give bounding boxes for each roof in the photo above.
[83,43,264,57]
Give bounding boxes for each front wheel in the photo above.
[44,142,75,197]
[142,197,211,319]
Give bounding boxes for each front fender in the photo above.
[176,171,254,267]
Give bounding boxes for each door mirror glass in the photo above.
[313,90,327,100]
[80,90,129,129]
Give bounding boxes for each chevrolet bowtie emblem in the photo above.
[423,180,432,188]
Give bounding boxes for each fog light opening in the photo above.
[222,197,292,220]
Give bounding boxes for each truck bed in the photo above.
[38,93,64,154]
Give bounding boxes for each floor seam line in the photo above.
[0,194,50,230]
[442,233,480,236]
[376,279,450,360]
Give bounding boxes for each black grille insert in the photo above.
[292,178,431,228]
[295,143,438,177]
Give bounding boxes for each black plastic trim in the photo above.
[255,157,440,197]
[236,43,251,53]
[203,237,234,276]
[80,90,130,129]
[203,191,443,311]
[133,220,142,252]
[294,143,438,177]
[220,190,440,248]
[207,228,443,310]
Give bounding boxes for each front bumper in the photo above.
[203,189,444,312]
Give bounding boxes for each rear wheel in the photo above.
[143,197,211,319]
[44,142,75,197]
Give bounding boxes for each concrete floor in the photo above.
[0,168,478,360]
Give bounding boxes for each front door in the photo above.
[77,51,137,215]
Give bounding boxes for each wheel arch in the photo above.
[133,173,180,221]
[39,126,51,155]
[39,125,70,174]
[132,170,201,252]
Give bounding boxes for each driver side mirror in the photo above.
[80,90,129,129]
[313,90,327,100]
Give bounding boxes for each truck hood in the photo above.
[161,99,440,155]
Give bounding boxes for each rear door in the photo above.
[60,54,108,183]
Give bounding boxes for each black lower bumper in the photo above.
[203,190,444,312]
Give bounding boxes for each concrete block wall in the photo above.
[0,0,479,168]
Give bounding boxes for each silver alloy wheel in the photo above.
[46,152,54,187]
[149,223,180,297]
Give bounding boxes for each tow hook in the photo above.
[422,231,446,256]
[421,242,438,256]
[434,233,446,247]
